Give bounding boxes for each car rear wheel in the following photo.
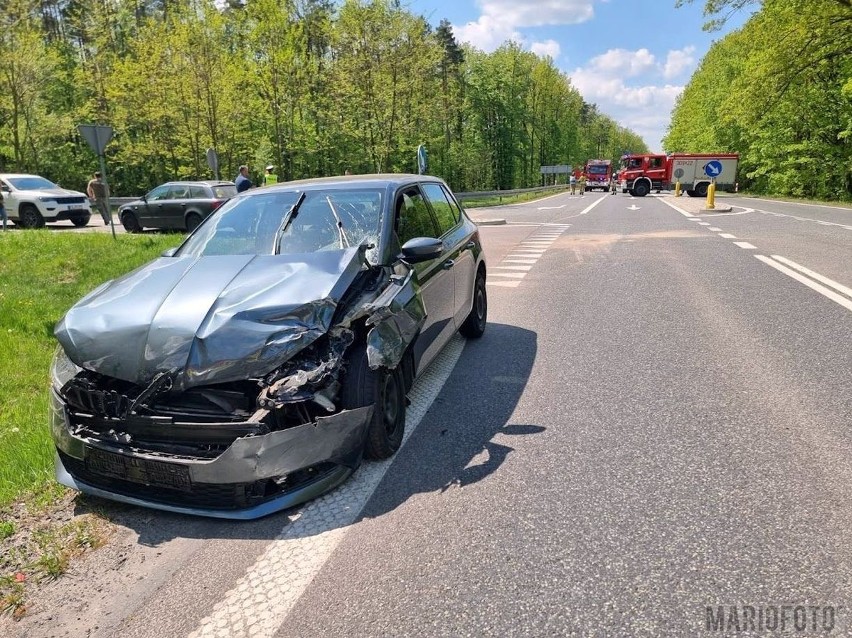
[340,343,406,460]
[686,189,697,197]
[71,215,90,227]
[459,270,487,338]
[121,211,142,233]
[695,182,709,197]
[185,213,203,232]
[18,204,45,229]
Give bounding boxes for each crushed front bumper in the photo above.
[50,389,373,519]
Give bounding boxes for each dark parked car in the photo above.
[119,180,236,232]
[50,174,487,519]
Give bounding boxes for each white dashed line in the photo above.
[718,233,737,239]
[659,198,694,218]
[708,227,723,232]
[502,259,538,265]
[489,272,527,279]
[756,256,852,313]
[494,265,533,271]
[698,222,711,226]
[734,242,757,249]
[486,280,522,288]
[190,336,467,638]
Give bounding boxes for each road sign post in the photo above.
[704,160,722,210]
[206,148,219,180]
[417,145,429,175]
[78,124,116,239]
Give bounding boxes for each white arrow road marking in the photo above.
[627,205,640,210]
[190,336,467,638]
[756,256,852,313]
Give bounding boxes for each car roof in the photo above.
[263,173,446,191]
[0,173,45,179]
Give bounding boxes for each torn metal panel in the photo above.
[364,269,427,369]
[55,247,365,390]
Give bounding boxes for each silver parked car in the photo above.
[50,174,487,519]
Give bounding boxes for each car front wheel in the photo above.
[340,343,406,460]
[459,270,487,338]
[121,211,142,233]
[18,204,45,229]
[71,215,90,227]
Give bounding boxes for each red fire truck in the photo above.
[583,159,613,191]
[617,153,739,197]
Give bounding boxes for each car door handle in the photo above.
[466,241,476,250]
[442,260,455,270]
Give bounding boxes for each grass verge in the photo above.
[461,187,570,208]
[0,230,182,617]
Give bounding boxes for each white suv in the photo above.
[0,173,93,228]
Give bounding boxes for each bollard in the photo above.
[675,180,681,197]
[706,179,716,210]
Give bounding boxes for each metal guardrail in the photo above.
[104,185,569,209]
[455,184,569,201]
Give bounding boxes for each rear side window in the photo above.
[213,185,237,198]
[396,187,438,244]
[168,185,191,199]
[421,183,459,235]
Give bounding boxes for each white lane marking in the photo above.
[718,233,737,239]
[489,272,527,279]
[659,198,694,218]
[746,197,852,212]
[552,194,608,221]
[512,250,547,254]
[734,242,757,249]
[486,280,521,288]
[700,208,756,216]
[756,256,852,313]
[708,227,723,231]
[537,204,567,210]
[753,208,852,229]
[698,222,711,226]
[627,205,640,211]
[688,218,702,221]
[494,265,533,271]
[505,190,570,207]
[502,259,538,264]
[769,255,852,299]
[190,336,467,638]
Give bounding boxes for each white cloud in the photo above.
[569,47,694,151]
[663,46,697,79]
[530,39,561,60]
[454,0,596,52]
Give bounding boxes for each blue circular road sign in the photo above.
[705,160,723,177]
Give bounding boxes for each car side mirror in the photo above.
[161,247,178,258]
[399,237,443,264]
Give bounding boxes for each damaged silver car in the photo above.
[50,174,487,519]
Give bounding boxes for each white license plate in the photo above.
[67,205,83,210]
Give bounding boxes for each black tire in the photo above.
[71,215,90,227]
[459,270,487,338]
[121,211,142,233]
[18,204,44,229]
[340,343,406,460]
[185,213,203,232]
[633,181,650,197]
[694,182,709,197]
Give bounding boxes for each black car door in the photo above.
[420,182,475,328]
[394,185,456,373]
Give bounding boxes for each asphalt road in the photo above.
[9,191,852,637]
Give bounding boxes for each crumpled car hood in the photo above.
[55,247,364,389]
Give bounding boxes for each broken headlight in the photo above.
[50,347,82,390]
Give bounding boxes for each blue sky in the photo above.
[404,0,755,152]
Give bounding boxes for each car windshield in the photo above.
[588,165,609,175]
[8,176,57,190]
[177,188,383,258]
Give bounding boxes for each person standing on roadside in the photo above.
[610,175,618,194]
[569,173,577,195]
[263,165,278,186]
[86,171,110,225]
[0,188,7,231]
[235,165,253,193]
[578,173,587,194]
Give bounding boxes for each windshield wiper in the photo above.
[325,196,350,248]
[274,192,306,254]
